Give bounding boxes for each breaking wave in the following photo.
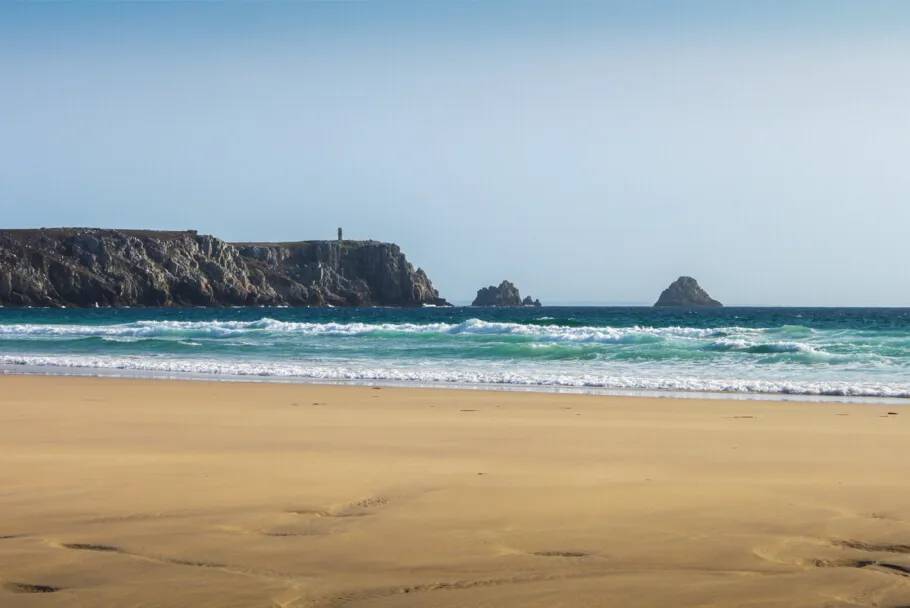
[0,318,751,341]
[1,353,909,399]
[2,309,909,401]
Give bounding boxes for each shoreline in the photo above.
[2,375,909,607]
[2,363,909,405]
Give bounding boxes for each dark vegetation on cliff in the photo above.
[471,280,541,307]
[0,228,450,308]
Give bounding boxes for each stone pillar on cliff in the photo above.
[336,227,343,274]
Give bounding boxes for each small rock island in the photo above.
[472,280,541,307]
[654,276,722,307]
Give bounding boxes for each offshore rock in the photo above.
[654,276,722,307]
[472,280,541,307]
[0,228,450,308]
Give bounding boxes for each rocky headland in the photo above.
[654,276,722,307]
[472,281,541,307]
[0,228,450,308]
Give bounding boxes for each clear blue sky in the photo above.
[2,1,909,306]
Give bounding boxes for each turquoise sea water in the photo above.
[1,307,909,400]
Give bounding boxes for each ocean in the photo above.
[1,307,909,402]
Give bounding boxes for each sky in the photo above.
[2,1,910,306]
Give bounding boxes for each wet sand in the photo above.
[1,375,909,607]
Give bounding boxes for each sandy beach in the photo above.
[1,376,909,607]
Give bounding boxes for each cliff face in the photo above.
[472,280,541,307]
[654,276,722,307]
[0,229,450,308]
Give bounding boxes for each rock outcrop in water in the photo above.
[0,228,450,308]
[472,281,541,307]
[654,276,722,307]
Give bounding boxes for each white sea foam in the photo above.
[1,353,909,399]
[0,318,759,343]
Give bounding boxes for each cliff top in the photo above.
[0,228,392,249]
[230,239,386,249]
[0,228,198,243]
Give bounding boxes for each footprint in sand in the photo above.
[2,581,62,594]
[287,509,333,517]
[289,495,391,519]
[833,540,910,554]
[60,542,228,569]
[770,538,910,577]
[62,543,121,553]
[807,557,910,576]
[533,550,591,558]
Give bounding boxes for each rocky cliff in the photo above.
[0,229,450,308]
[472,281,541,307]
[654,276,722,307]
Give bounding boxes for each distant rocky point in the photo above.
[0,228,450,308]
[472,280,541,307]
[654,276,722,307]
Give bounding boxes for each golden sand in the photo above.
[1,376,909,607]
